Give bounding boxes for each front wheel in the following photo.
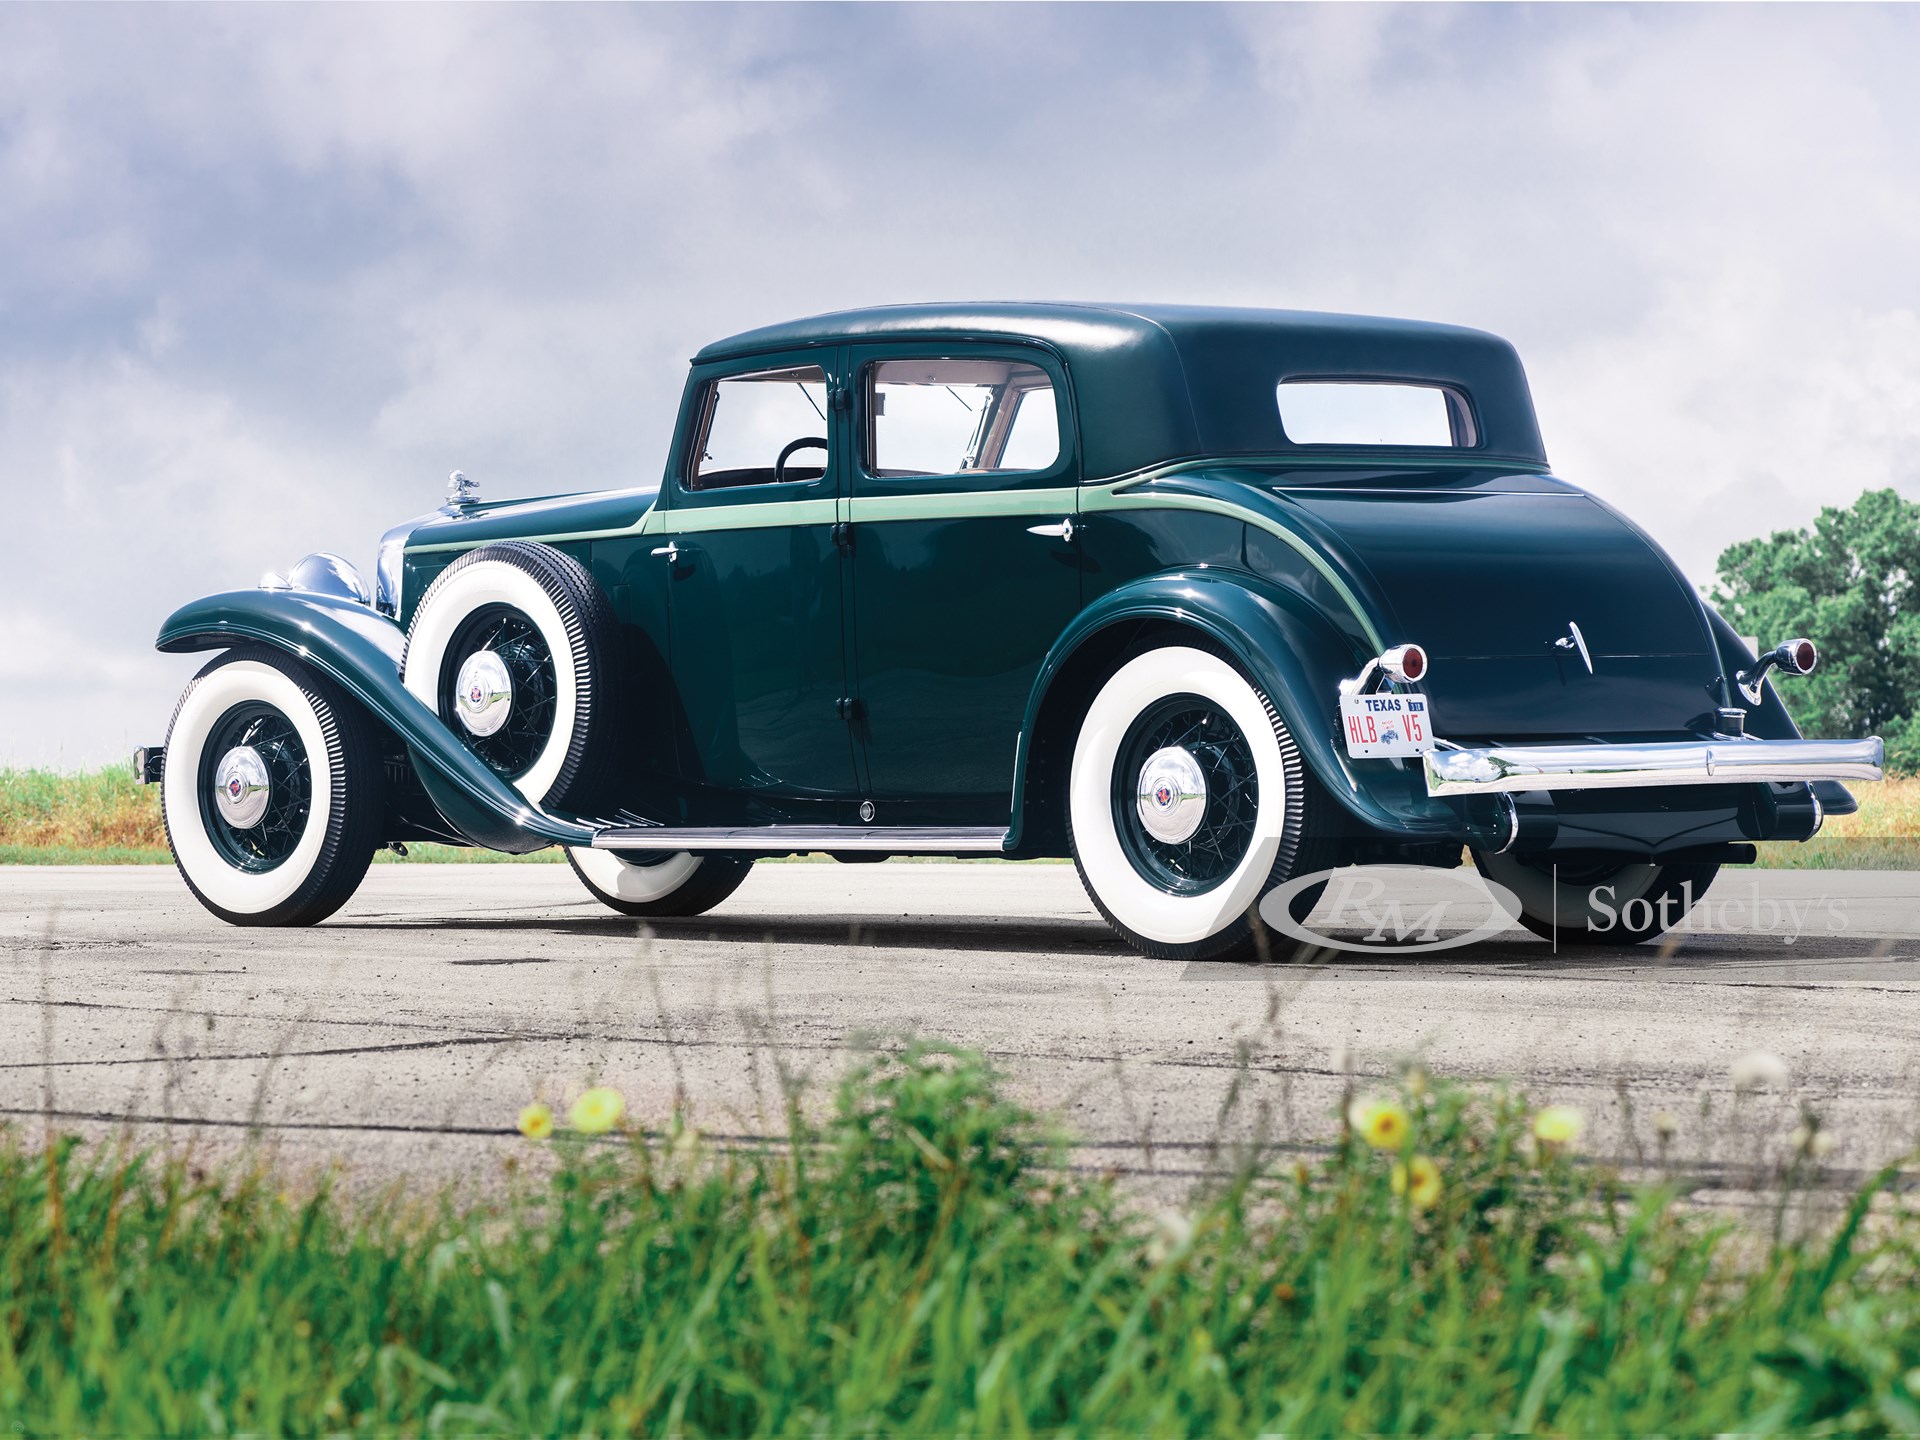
[1068,645,1335,962]
[161,646,382,926]
[1472,849,1720,946]
[565,848,752,918]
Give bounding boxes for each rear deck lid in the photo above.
[1279,483,1719,738]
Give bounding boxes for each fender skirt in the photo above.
[1009,570,1461,851]
[156,589,595,852]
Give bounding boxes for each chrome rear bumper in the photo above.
[1423,736,1884,798]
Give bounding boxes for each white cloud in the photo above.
[1,4,1917,766]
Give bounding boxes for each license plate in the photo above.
[1340,691,1434,759]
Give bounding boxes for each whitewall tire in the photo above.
[162,647,381,926]
[565,847,753,918]
[1068,644,1333,962]
[402,541,619,811]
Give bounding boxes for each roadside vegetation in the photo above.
[4,1043,1919,1434]
[1713,488,1920,775]
[4,766,1915,868]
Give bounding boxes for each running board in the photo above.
[589,825,1010,854]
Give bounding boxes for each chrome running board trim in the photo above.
[590,825,1010,854]
[1424,736,1884,797]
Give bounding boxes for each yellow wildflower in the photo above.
[517,1103,554,1140]
[570,1087,626,1135]
[1348,1096,1411,1151]
[1533,1104,1585,1149]
[1391,1154,1443,1209]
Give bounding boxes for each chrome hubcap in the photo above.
[1135,746,1208,844]
[454,650,514,737]
[212,746,271,829]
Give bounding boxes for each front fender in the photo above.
[1008,570,1461,850]
[156,589,595,851]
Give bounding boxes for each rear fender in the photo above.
[1007,570,1460,852]
[156,589,595,851]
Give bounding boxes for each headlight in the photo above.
[374,523,411,618]
[286,552,373,605]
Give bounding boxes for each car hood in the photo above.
[402,485,659,552]
[1271,477,1721,739]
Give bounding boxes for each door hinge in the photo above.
[831,520,854,552]
[830,386,852,412]
[834,696,864,722]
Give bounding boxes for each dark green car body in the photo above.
[157,303,1862,863]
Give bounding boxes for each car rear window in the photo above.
[1277,381,1475,447]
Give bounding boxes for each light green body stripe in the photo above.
[1085,452,1549,488]
[846,486,1079,524]
[653,498,839,534]
[405,477,1384,652]
[408,488,1080,554]
[1079,486,1385,652]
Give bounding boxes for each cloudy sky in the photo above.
[4,3,1918,767]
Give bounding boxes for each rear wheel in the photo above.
[161,646,381,926]
[565,848,752,918]
[1068,644,1335,962]
[1472,849,1720,946]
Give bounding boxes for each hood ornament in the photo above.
[1554,620,1594,675]
[446,469,481,507]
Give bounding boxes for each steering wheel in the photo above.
[775,437,829,485]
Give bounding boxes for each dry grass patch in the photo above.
[4,767,1916,867]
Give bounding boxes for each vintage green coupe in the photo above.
[141,304,1883,956]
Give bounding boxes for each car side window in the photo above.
[688,364,831,490]
[866,358,1059,478]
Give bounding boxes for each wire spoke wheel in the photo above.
[196,702,312,872]
[1111,693,1259,895]
[439,604,558,779]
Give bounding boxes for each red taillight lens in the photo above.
[1402,645,1427,682]
[1791,639,1818,674]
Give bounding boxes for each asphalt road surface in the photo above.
[4,862,1919,1196]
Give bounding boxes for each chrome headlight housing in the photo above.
[373,522,411,618]
[283,552,373,606]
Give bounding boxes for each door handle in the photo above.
[651,542,681,562]
[1025,517,1077,542]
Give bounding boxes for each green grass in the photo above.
[5,767,1917,869]
[5,1045,1920,1434]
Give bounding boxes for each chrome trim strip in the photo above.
[591,824,1011,853]
[1423,737,1885,797]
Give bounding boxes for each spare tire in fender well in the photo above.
[154,586,597,853]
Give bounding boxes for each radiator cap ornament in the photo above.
[447,470,481,507]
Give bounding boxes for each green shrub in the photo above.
[2,1045,1918,1434]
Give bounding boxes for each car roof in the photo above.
[695,303,1549,478]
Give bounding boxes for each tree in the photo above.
[1710,488,1920,773]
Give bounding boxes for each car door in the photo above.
[659,348,859,808]
[846,343,1082,817]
